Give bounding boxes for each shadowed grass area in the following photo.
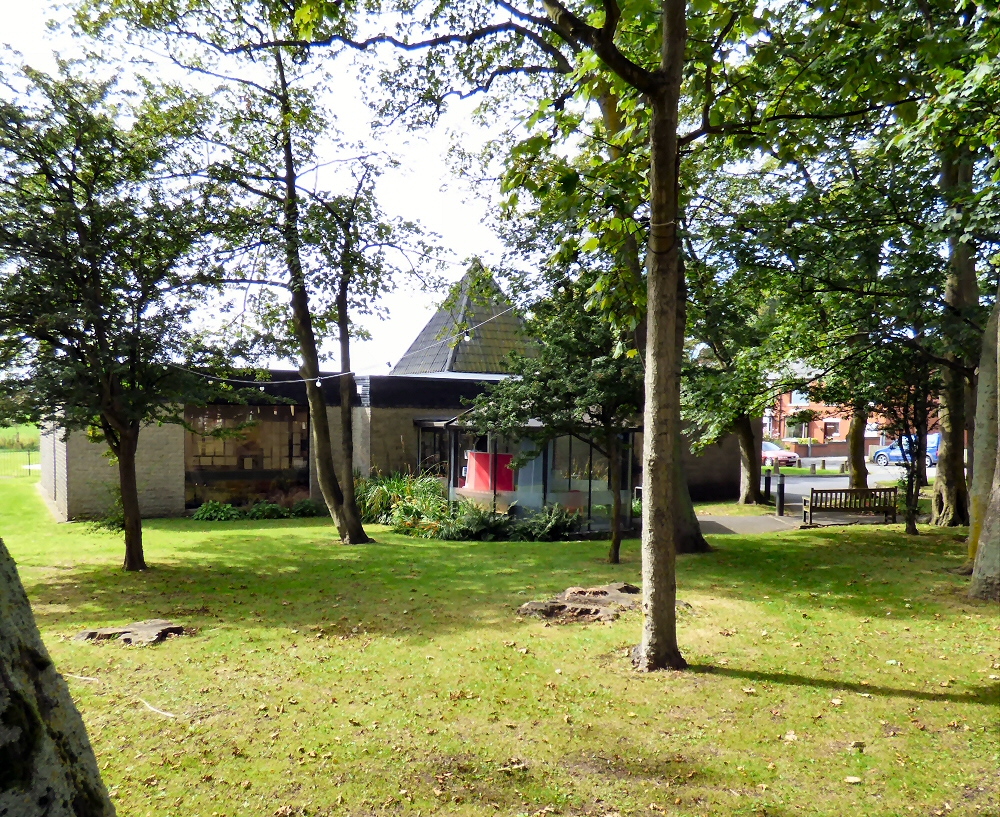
[3,478,998,817]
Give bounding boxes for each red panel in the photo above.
[465,452,515,492]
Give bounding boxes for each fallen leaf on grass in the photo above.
[783,731,798,742]
[742,687,757,695]
[844,776,862,785]
[831,698,843,706]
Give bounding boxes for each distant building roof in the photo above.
[390,270,529,376]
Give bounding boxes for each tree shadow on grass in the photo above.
[24,520,636,641]
[20,517,985,645]
[689,664,1000,707]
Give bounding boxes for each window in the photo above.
[824,420,841,440]
[786,421,809,439]
[790,390,811,406]
[184,404,309,508]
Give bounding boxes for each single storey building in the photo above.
[39,277,745,525]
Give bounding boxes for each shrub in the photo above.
[244,501,289,520]
[389,493,451,537]
[193,501,244,521]
[90,484,125,533]
[436,500,513,541]
[510,504,582,542]
[391,497,582,542]
[355,472,445,524]
[289,498,323,518]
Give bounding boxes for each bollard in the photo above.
[809,463,817,475]
[777,474,785,517]
[839,462,846,474]
[821,458,826,470]
[774,461,781,475]
[764,469,772,502]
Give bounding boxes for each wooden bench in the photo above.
[802,487,897,525]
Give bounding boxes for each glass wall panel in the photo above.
[418,428,449,477]
[184,405,309,508]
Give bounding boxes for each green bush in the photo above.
[510,504,582,542]
[90,484,125,533]
[289,498,323,517]
[245,501,289,520]
[355,472,445,524]
[389,493,451,537]
[435,500,512,541]
[389,495,583,542]
[193,501,244,521]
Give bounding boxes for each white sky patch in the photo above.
[0,0,509,375]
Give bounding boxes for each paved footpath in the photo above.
[695,514,800,535]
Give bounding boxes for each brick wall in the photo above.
[309,407,377,504]
[681,430,743,502]
[38,425,70,520]
[40,423,185,521]
[368,408,422,475]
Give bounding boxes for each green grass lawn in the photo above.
[0,422,40,448]
[764,468,842,477]
[693,500,777,517]
[2,478,998,817]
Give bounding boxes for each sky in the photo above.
[0,1,509,376]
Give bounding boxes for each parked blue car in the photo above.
[872,433,940,467]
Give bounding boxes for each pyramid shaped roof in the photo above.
[391,270,529,376]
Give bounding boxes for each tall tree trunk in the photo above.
[634,0,687,672]
[969,294,1000,601]
[274,49,361,543]
[598,46,706,561]
[734,413,764,504]
[607,429,622,564]
[967,302,998,568]
[965,376,976,487]
[847,409,869,489]
[932,153,977,525]
[336,280,370,542]
[116,428,145,571]
[0,538,116,816]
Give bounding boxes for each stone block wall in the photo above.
[309,407,373,504]
[368,408,424,475]
[679,426,751,502]
[39,423,185,521]
[38,426,69,520]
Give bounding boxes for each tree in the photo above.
[299,162,438,510]
[0,538,116,815]
[866,346,941,535]
[488,121,710,553]
[145,0,993,663]
[0,65,214,570]
[682,169,784,505]
[83,1,409,542]
[967,302,998,571]
[469,277,643,563]
[969,286,999,601]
